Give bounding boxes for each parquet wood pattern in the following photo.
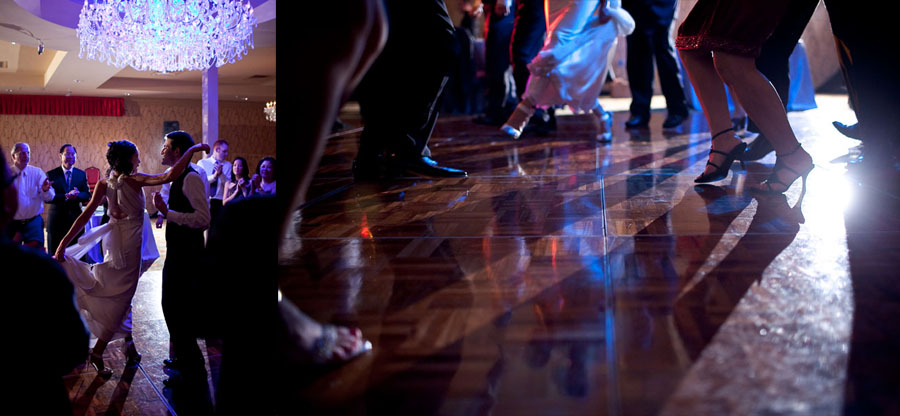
[282,96,900,415]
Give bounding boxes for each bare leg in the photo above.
[713,51,813,190]
[89,339,113,377]
[679,49,744,177]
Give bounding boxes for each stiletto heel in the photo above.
[501,101,536,140]
[754,143,814,194]
[695,127,747,183]
[124,339,142,366]
[89,350,113,378]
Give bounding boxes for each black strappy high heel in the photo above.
[754,143,814,194]
[695,127,747,183]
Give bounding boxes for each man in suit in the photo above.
[351,0,468,180]
[45,144,91,255]
[622,0,689,130]
[152,130,213,412]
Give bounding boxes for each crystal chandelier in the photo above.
[264,101,275,122]
[77,0,258,73]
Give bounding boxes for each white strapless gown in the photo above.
[61,175,159,341]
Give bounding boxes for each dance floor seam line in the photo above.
[137,363,178,416]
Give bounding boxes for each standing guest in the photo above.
[197,139,231,223]
[676,0,814,191]
[1,146,89,415]
[6,142,55,249]
[223,156,251,205]
[472,0,519,126]
[501,0,635,140]
[621,0,689,130]
[251,156,277,195]
[151,131,213,396]
[46,144,91,254]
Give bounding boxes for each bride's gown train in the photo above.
[60,175,159,341]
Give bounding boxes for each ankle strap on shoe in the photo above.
[711,127,735,141]
[776,142,803,158]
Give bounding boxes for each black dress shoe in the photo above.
[390,155,468,178]
[743,133,774,161]
[833,121,863,140]
[662,113,687,129]
[625,114,649,129]
[163,358,179,369]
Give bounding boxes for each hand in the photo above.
[42,178,52,192]
[65,189,79,200]
[250,174,261,191]
[237,177,246,187]
[494,2,510,16]
[155,215,164,229]
[54,247,66,262]
[153,192,168,216]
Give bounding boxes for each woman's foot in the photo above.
[500,101,537,140]
[695,128,747,183]
[591,109,612,142]
[279,296,372,366]
[750,143,814,193]
[89,350,113,378]
[124,338,142,366]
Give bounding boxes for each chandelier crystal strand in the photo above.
[77,0,257,73]
[264,101,276,122]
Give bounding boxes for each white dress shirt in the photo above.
[197,156,231,201]
[159,163,210,208]
[11,164,55,220]
[162,170,211,230]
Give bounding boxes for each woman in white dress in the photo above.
[54,139,209,377]
[500,0,635,140]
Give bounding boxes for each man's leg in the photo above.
[625,28,654,127]
[356,0,467,178]
[510,0,553,134]
[651,23,690,126]
[479,2,517,124]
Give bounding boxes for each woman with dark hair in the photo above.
[54,139,209,378]
[223,156,251,205]
[251,156,276,195]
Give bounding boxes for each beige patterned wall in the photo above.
[0,97,276,209]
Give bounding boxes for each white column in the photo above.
[202,65,219,146]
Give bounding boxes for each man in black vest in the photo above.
[45,144,91,255]
[153,131,213,407]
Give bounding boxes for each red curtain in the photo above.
[0,94,124,116]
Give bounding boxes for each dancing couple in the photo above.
[54,138,208,376]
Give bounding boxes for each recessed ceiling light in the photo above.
[243,97,248,101]
[10,42,15,45]
[73,80,83,83]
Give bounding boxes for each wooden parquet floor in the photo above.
[281,95,900,415]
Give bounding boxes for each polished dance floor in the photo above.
[282,95,900,415]
[62,95,900,415]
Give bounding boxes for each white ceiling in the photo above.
[0,0,275,102]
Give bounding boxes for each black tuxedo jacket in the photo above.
[45,166,91,253]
